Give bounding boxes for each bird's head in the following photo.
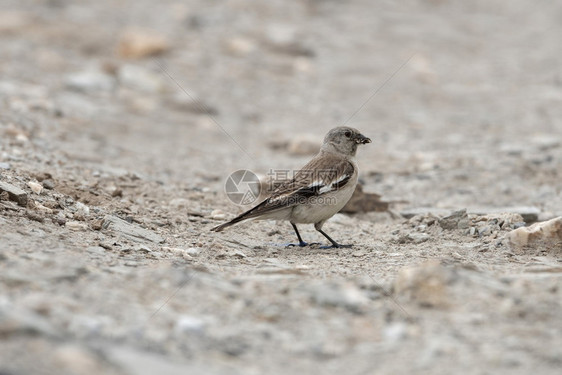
[321,126,371,157]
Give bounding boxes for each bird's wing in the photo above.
[246,153,355,217]
[210,153,355,231]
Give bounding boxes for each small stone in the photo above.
[185,247,201,256]
[210,209,226,220]
[75,202,90,216]
[0,162,11,170]
[477,226,491,237]
[174,315,206,335]
[102,215,164,243]
[42,179,55,190]
[162,247,193,260]
[66,221,88,231]
[0,181,27,206]
[407,232,430,244]
[439,209,468,230]
[53,212,66,226]
[117,28,170,59]
[118,64,166,93]
[232,250,246,258]
[468,206,540,224]
[111,188,123,197]
[27,181,43,194]
[504,216,562,254]
[33,201,52,214]
[26,209,44,223]
[383,322,409,343]
[65,69,115,92]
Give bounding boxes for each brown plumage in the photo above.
[211,126,371,248]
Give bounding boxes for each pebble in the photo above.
[41,179,55,190]
[117,28,170,59]
[408,232,430,244]
[25,209,44,223]
[162,247,193,260]
[54,212,67,226]
[469,206,540,224]
[27,180,43,194]
[75,202,90,216]
[102,215,164,243]
[118,64,166,93]
[0,180,28,206]
[66,221,88,231]
[439,209,469,230]
[0,162,11,169]
[210,209,226,220]
[383,322,409,343]
[65,69,115,92]
[232,250,247,258]
[174,315,206,335]
[185,247,201,256]
[401,208,451,219]
[504,216,562,254]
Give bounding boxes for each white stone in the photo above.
[27,181,43,194]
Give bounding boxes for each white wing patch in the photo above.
[316,174,351,194]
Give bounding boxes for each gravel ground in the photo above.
[1,1,561,374]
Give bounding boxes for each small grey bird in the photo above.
[211,126,371,248]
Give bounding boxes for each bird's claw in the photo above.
[286,242,308,247]
[286,242,321,248]
[319,244,353,249]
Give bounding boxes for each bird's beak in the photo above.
[355,133,371,144]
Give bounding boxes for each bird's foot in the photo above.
[319,243,353,249]
[286,242,321,248]
[286,242,308,247]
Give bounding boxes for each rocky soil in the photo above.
[1,0,561,374]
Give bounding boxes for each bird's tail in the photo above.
[210,200,269,232]
[210,214,248,232]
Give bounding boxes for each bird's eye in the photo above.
[344,131,351,138]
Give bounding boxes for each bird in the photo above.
[211,126,371,248]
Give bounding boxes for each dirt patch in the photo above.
[1,1,561,374]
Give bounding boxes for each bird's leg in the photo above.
[287,223,308,247]
[316,228,352,249]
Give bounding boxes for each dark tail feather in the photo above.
[211,215,247,232]
[210,200,269,232]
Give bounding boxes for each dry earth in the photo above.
[1,1,561,374]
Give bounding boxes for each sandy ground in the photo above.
[1,0,561,374]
